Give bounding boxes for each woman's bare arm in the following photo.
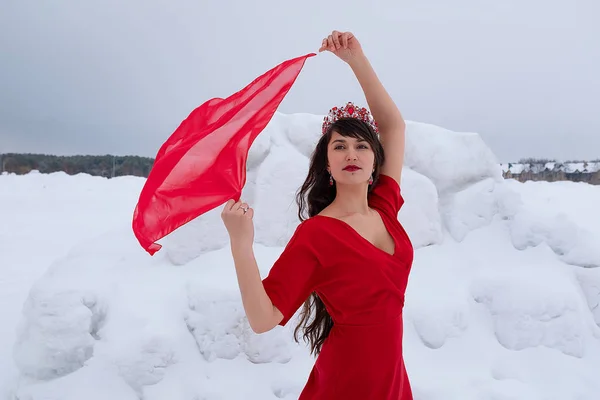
[321,31,407,184]
[221,198,283,333]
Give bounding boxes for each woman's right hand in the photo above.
[221,199,255,247]
[318,30,365,65]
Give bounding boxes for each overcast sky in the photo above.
[0,0,598,163]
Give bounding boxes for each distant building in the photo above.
[501,162,600,184]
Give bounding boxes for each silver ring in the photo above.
[241,206,248,213]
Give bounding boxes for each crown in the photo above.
[321,102,379,135]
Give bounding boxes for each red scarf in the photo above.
[133,53,315,255]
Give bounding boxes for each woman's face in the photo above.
[326,130,375,186]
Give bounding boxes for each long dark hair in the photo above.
[292,117,385,356]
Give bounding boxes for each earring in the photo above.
[329,173,334,186]
[368,174,373,185]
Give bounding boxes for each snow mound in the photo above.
[398,167,443,248]
[575,268,600,329]
[163,209,230,266]
[13,288,99,380]
[184,285,294,364]
[403,121,503,195]
[471,260,586,357]
[503,180,600,268]
[10,229,316,399]
[252,146,310,247]
[509,210,600,268]
[410,284,470,349]
[441,178,498,242]
[13,362,139,400]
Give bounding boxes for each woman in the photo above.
[221,30,413,400]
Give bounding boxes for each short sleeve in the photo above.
[262,222,320,326]
[368,174,404,217]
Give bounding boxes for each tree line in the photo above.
[0,153,154,178]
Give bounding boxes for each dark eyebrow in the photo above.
[331,138,367,144]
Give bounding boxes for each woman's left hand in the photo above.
[318,30,364,64]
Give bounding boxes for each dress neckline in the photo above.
[313,209,397,257]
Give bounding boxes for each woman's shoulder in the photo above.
[287,217,319,241]
[368,173,404,215]
[295,215,328,234]
[371,173,400,193]
[288,216,337,247]
[279,218,335,267]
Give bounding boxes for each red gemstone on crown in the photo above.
[321,102,378,136]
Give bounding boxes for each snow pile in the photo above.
[504,179,600,268]
[2,112,600,400]
[404,121,503,194]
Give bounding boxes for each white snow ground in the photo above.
[1,113,599,400]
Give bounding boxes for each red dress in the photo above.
[262,174,414,400]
